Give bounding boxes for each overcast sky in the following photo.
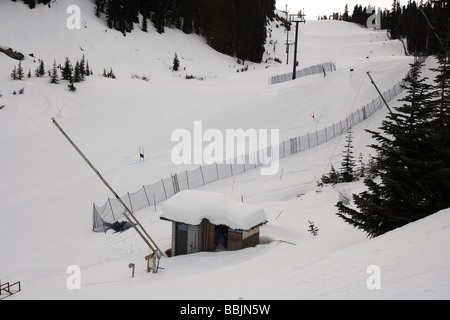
[276,1,394,20]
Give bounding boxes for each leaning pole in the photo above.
[51,118,163,267]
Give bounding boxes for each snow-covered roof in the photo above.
[161,190,268,231]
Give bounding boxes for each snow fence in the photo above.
[93,61,421,232]
[268,61,336,85]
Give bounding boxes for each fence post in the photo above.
[199,166,206,185]
[307,132,311,149]
[143,185,151,206]
[185,170,190,189]
[127,192,134,213]
[161,179,168,199]
[108,198,115,221]
[216,163,219,180]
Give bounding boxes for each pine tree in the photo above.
[38,60,45,77]
[62,57,72,81]
[357,153,366,178]
[340,129,356,182]
[73,61,81,83]
[80,54,86,79]
[426,41,450,214]
[152,0,166,34]
[142,13,148,32]
[50,59,59,84]
[108,67,116,79]
[68,80,77,92]
[343,4,349,21]
[85,61,91,77]
[17,61,24,80]
[172,53,180,71]
[336,59,436,237]
[10,65,18,80]
[320,165,340,185]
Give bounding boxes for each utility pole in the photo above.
[289,10,306,80]
[285,4,290,64]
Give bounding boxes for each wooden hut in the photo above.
[160,190,268,256]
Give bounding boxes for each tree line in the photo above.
[350,1,449,55]
[11,0,276,63]
[95,0,276,63]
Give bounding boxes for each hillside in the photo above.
[0,0,448,301]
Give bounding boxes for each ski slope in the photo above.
[0,0,449,300]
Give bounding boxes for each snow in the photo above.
[161,190,268,230]
[0,1,449,300]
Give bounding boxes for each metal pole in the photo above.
[366,72,394,116]
[292,21,300,80]
[51,118,163,257]
[420,9,445,51]
[285,5,290,65]
[289,11,306,80]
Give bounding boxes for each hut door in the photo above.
[176,223,188,255]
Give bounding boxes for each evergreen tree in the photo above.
[38,60,45,77]
[68,79,77,92]
[85,61,91,77]
[50,59,59,84]
[106,0,115,29]
[73,61,81,83]
[172,53,180,71]
[10,65,17,80]
[25,0,36,9]
[341,129,357,182]
[357,152,366,178]
[343,4,349,21]
[336,60,437,237]
[426,36,450,214]
[17,61,24,80]
[320,165,340,186]
[62,56,72,81]
[95,0,106,17]
[109,67,116,79]
[80,54,86,79]
[153,0,166,34]
[142,13,148,32]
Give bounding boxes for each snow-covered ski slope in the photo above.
[0,0,448,300]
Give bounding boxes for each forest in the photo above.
[11,0,276,63]
[349,0,449,55]
[95,0,276,63]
